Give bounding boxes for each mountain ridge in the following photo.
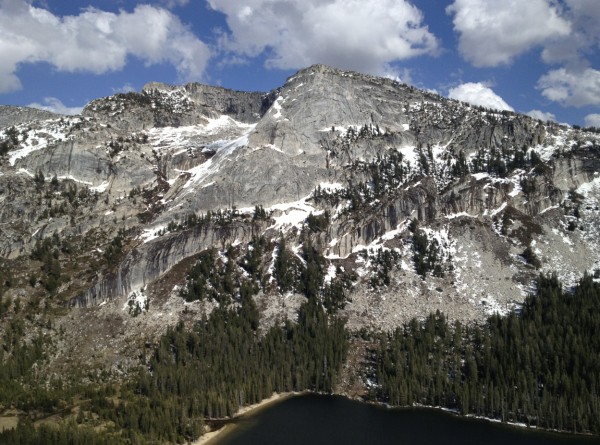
[1,63,600,376]
[0,104,62,129]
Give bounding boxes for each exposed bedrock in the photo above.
[72,220,268,307]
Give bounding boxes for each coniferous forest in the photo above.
[0,300,348,445]
[0,239,348,444]
[1,235,600,443]
[375,273,600,434]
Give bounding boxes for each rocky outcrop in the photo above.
[0,105,61,129]
[72,220,268,307]
[82,82,277,133]
[322,146,600,259]
[142,82,277,124]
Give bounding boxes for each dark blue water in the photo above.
[214,394,600,445]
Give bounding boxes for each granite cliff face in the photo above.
[2,65,600,355]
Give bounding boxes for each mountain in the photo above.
[0,105,62,130]
[1,65,600,434]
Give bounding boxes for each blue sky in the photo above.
[0,0,599,127]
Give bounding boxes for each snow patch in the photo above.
[268,197,321,231]
[148,116,254,152]
[485,202,507,217]
[471,172,489,181]
[124,289,149,314]
[576,176,600,196]
[540,205,559,215]
[182,129,254,190]
[18,168,34,177]
[504,171,524,198]
[445,212,476,219]
[398,145,418,166]
[57,174,93,186]
[318,182,344,192]
[140,225,168,243]
[90,182,110,193]
[271,97,284,119]
[5,117,82,166]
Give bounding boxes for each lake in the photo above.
[212,394,600,445]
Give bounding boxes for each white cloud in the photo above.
[584,114,600,128]
[447,0,570,67]
[448,82,513,111]
[542,0,600,65]
[537,67,600,107]
[160,0,190,8]
[526,110,556,122]
[0,1,211,93]
[447,0,600,116]
[112,83,136,94]
[383,67,413,85]
[28,97,83,115]
[207,0,439,76]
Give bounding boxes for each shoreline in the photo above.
[192,392,297,445]
[192,392,598,444]
[333,393,597,438]
[361,398,598,438]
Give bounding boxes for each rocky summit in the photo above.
[1,64,600,375]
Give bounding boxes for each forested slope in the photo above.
[376,274,600,433]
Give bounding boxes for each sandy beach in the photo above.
[193,392,297,445]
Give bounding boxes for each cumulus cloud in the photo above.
[207,0,439,76]
[0,1,210,93]
[448,82,513,111]
[584,114,600,128]
[526,110,556,122]
[28,97,83,115]
[447,0,600,119]
[446,0,570,67]
[537,68,600,107]
[542,0,600,65]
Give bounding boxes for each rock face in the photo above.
[0,105,61,129]
[82,82,275,132]
[73,219,268,308]
[2,64,600,333]
[141,81,276,123]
